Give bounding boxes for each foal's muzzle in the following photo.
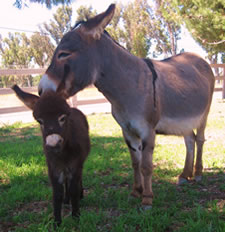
[45,134,64,153]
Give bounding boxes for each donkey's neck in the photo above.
[94,34,151,107]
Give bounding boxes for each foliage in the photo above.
[121,0,151,58]
[75,5,97,23]
[0,32,54,87]
[151,0,181,56]
[0,33,31,68]
[0,33,33,87]
[40,5,72,45]
[30,32,55,67]
[173,0,225,62]
[106,0,182,58]
[13,0,72,9]
[0,101,225,231]
[106,3,124,43]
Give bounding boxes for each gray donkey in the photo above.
[38,4,215,209]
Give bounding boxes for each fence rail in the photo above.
[210,64,225,98]
[0,64,224,115]
[0,68,46,76]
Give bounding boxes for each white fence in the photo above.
[0,64,224,116]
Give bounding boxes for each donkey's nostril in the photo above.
[38,88,42,96]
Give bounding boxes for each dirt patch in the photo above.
[0,201,49,232]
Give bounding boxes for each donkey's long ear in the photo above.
[12,85,39,110]
[79,4,115,40]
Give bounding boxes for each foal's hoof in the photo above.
[177,177,188,185]
[194,175,202,182]
[53,220,61,230]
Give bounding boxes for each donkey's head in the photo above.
[12,85,71,153]
[38,4,116,98]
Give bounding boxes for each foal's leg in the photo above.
[50,174,64,226]
[69,170,83,217]
[195,121,207,182]
[140,129,155,208]
[178,131,196,185]
[64,179,70,205]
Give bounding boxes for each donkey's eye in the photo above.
[58,114,67,126]
[58,52,71,60]
[37,118,44,125]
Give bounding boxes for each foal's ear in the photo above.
[79,4,115,40]
[12,85,39,111]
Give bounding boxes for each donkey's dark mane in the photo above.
[72,20,85,30]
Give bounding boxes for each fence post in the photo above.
[223,66,225,99]
[68,95,78,107]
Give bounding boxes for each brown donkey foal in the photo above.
[12,85,90,226]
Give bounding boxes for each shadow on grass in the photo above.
[0,128,225,231]
[0,122,40,142]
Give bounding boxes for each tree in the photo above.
[121,0,152,58]
[40,5,98,46]
[0,32,33,86]
[75,5,97,23]
[30,32,55,67]
[173,0,225,62]
[106,3,127,46]
[0,32,32,68]
[0,32,55,87]
[14,0,72,9]
[117,0,181,58]
[40,5,72,45]
[152,0,181,56]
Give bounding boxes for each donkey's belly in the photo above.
[155,114,204,136]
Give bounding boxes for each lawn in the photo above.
[0,97,225,231]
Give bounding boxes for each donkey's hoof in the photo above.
[142,196,153,206]
[194,175,202,182]
[130,190,142,198]
[177,177,188,185]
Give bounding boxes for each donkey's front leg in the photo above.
[129,148,143,198]
[50,174,64,226]
[123,131,142,198]
[140,129,155,208]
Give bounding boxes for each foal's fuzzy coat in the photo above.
[12,85,90,225]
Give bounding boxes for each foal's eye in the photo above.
[58,52,71,60]
[58,114,67,126]
[37,118,44,125]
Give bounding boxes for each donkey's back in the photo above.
[154,52,214,136]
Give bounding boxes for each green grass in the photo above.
[0,98,225,231]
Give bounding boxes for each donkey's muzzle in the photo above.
[38,74,57,96]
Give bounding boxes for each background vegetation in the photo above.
[0,0,224,87]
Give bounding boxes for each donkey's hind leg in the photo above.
[194,121,207,182]
[178,131,196,185]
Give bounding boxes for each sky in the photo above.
[0,0,207,59]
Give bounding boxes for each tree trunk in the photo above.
[167,23,176,56]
